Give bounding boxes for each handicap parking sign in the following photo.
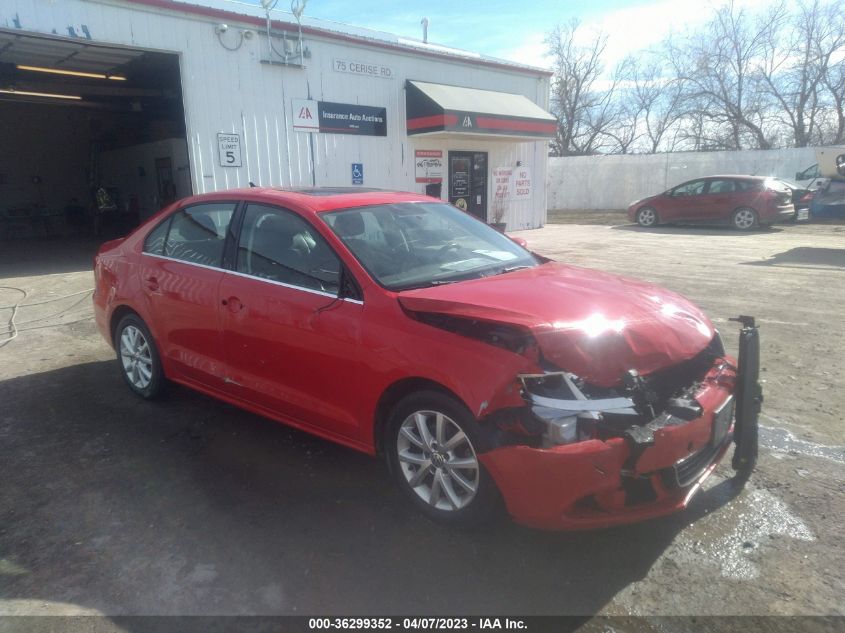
[351,163,363,185]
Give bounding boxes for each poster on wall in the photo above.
[414,150,443,183]
[493,166,513,200]
[513,165,532,199]
[293,99,387,136]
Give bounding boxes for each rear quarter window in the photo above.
[143,218,171,255]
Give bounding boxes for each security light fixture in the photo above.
[0,88,82,100]
[16,65,126,81]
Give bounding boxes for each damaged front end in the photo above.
[478,324,761,530]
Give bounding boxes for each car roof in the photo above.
[177,187,436,214]
[699,175,770,180]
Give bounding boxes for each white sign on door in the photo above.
[293,99,320,131]
[217,133,242,167]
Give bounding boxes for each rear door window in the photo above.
[707,180,736,194]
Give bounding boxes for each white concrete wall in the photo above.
[548,148,819,211]
[0,0,551,228]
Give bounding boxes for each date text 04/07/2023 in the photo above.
[308,618,527,630]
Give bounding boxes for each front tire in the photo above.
[731,207,758,230]
[385,391,501,526]
[636,207,658,227]
[115,314,166,399]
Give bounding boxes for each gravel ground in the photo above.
[0,221,843,628]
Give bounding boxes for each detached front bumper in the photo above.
[479,325,762,531]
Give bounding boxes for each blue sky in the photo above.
[245,0,769,69]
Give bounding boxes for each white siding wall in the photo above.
[547,148,819,211]
[0,0,550,227]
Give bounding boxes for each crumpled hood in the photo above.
[398,262,715,386]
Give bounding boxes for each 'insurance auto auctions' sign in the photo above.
[293,99,387,136]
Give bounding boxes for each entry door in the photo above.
[139,201,236,388]
[219,202,364,439]
[698,178,737,222]
[666,179,709,221]
[449,151,488,220]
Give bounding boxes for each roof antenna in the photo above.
[421,17,429,44]
[249,181,256,187]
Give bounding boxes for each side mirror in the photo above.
[510,236,528,249]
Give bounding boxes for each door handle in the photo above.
[144,276,159,291]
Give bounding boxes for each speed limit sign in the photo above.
[217,133,242,167]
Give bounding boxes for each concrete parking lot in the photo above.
[0,221,843,622]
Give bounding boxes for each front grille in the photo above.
[663,440,724,488]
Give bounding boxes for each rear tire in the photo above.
[731,207,758,230]
[115,314,166,400]
[385,390,501,527]
[635,207,658,227]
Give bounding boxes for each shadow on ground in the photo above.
[740,247,845,269]
[0,362,740,618]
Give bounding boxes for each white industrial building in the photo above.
[0,0,555,238]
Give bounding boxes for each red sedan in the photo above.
[94,188,761,530]
[628,175,794,229]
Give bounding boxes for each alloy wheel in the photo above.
[119,325,153,390]
[396,410,480,511]
[637,208,656,227]
[733,208,757,230]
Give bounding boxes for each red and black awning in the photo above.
[406,80,557,139]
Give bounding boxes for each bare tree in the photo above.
[821,60,845,143]
[543,0,845,154]
[666,1,775,150]
[619,54,687,153]
[546,21,617,155]
[757,0,845,146]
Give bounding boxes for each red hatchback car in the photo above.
[628,175,794,229]
[94,188,761,530]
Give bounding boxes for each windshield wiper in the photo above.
[395,279,459,291]
[497,265,533,275]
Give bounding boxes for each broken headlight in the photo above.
[519,371,638,447]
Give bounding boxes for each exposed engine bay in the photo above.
[489,333,731,451]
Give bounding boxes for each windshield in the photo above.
[322,202,538,291]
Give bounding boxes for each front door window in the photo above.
[448,151,488,220]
